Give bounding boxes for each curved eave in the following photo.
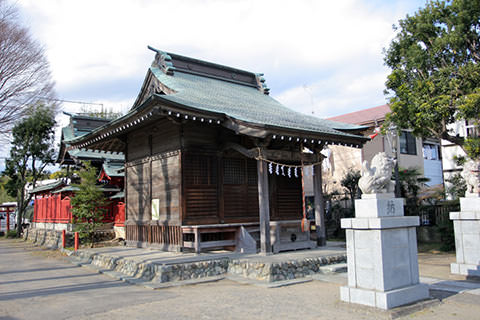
[66,95,157,146]
[151,94,368,145]
[67,94,369,151]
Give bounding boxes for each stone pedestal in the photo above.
[450,194,480,277]
[340,193,429,309]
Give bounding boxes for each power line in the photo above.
[39,97,103,107]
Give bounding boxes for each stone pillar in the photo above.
[450,193,480,277]
[340,193,429,309]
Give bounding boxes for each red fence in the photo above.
[34,195,71,223]
[113,202,125,227]
[33,195,125,226]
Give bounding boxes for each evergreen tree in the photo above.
[384,0,480,160]
[71,162,107,247]
[341,168,361,210]
[4,104,56,236]
[397,168,430,206]
[0,175,15,204]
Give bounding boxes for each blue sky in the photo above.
[1,0,428,172]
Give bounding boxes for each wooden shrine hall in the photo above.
[67,47,368,254]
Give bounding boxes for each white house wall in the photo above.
[423,159,443,186]
[441,120,467,199]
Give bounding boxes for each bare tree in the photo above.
[0,0,55,136]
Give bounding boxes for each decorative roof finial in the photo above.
[255,73,270,95]
[148,46,176,76]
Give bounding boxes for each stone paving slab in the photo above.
[468,288,480,295]
[226,274,314,288]
[143,275,226,289]
[319,262,347,273]
[312,273,347,285]
[422,277,480,294]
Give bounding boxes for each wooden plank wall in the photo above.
[125,118,303,232]
[223,158,259,220]
[151,153,181,224]
[126,161,151,221]
[182,154,260,224]
[126,119,181,223]
[127,119,181,162]
[181,123,265,225]
[182,122,220,225]
[183,154,219,224]
[125,224,182,246]
[270,174,303,221]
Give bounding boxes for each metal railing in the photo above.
[404,203,459,226]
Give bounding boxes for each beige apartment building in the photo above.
[306,105,443,197]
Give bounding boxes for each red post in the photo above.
[6,207,10,233]
[74,232,79,251]
[62,230,66,248]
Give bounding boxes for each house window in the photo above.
[465,120,479,137]
[423,143,440,160]
[399,131,417,155]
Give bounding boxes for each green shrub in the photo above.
[6,230,17,238]
[438,220,455,252]
[465,137,480,161]
[71,162,108,247]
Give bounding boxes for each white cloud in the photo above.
[0,0,426,164]
[13,0,426,121]
[54,97,134,145]
[274,69,390,118]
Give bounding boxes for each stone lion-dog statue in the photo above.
[461,159,480,194]
[358,152,395,194]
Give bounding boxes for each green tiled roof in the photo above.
[51,185,79,194]
[50,185,122,194]
[30,180,65,194]
[109,191,124,200]
[102,162,124,178]
[100,185,122,192]
[58,112,124,164]
[62,126,75,141]
[68,148,124,161]
[65,49,368,148]
[149,66,365,138]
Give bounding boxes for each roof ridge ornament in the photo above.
[148,46,176,76]
[255,73,270,95]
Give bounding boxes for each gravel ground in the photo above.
[1,239,480,320]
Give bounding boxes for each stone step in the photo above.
[67,248,347,289]
[245,227,260,233]
[319,263,347,274]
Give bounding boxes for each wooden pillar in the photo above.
[257,159,272,254]
[313,162,326,246]
[6,207,10,233]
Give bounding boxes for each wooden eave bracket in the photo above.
[222,142,322,164]
[223,118,269,138]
